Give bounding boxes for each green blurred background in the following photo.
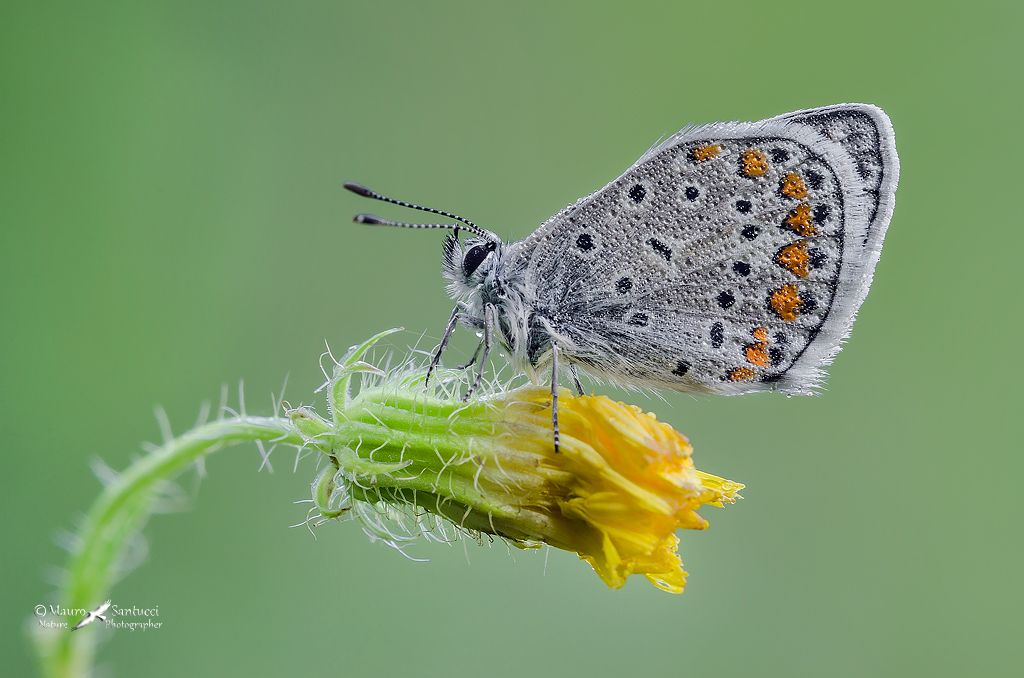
[3,1,1021,675]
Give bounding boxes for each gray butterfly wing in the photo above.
[505,104,898,395]
[772,104,898,253]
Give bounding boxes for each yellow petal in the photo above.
[494,388,742,593]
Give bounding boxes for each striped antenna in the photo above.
[344,182,492,240]
[354,214,462,233]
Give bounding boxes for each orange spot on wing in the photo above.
[770,284,802,322]
[740,149,769,177]
[784,203,816,237]
[691,144,722,162]
[780,172,808,199]
[745,327,770,367]
[745,344,769,367]
[728,367,756,382]
[776,240,810,278]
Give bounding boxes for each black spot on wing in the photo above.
[672,360,691,376]
[647,238,672,261]
[710,322,724,348]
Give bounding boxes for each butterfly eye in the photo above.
[462,242,495,276]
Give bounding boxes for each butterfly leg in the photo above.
[569,363,584,396]
[425,304,462,388]
[455,340,484,370]
[551,343,561,454]
[463,303,495,401]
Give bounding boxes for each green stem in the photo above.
[34,417,300,678]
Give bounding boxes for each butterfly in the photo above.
[345,103,899,451]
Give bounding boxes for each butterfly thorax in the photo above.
[442,236,548,376]
[482,244,561,378]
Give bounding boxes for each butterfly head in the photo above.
[441,232,505,295]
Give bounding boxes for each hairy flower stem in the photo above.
[35,418,300,678]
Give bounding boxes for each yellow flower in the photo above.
[292,330,743,593]
[487,389,743,592]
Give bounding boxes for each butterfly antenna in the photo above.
[344,182,492,240]
[353,214,466,234]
